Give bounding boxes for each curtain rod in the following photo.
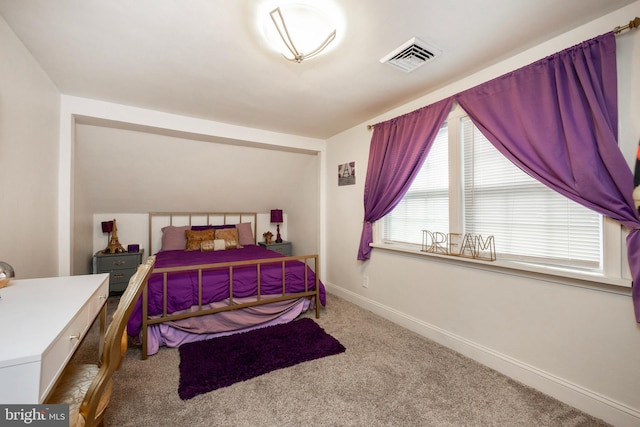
[366,16,640,131]
[614,16,640,34]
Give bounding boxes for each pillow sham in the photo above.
[215,228,242,250]
[214,239,226,251]
[200,240,215,252]
[200,239,227,252]
[236,222,254,246]
[185,229,215,251]
[160,225,191,251]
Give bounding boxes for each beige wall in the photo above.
[0,16,60,278]
[72,124,320,274]
[324,3,640,426]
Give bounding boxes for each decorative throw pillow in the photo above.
[161,225,191,251]
[185,229,215,251]
[200,240,215,252]
[215,228,242,249]
[200,239,226,252]
[236,222,254,246]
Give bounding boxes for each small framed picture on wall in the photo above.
[338,162,355,186]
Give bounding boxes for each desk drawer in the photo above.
[40,305,88,402]
[88,276,109,319]
[40,277,108,402]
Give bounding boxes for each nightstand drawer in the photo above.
[94,251,143,294]
[258,241,292,256]
[108,267,137,284]
[270,245,289,255]
[108,271,134,293]
[97,254,139,271]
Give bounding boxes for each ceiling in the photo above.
[0,0,636,139]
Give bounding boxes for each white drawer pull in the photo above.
[69,334,81,341]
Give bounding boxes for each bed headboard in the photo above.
[148,212,258,255]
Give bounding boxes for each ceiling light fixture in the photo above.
[259,1,344,63]
[270,7,335,63]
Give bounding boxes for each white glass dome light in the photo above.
[259,0,345,63]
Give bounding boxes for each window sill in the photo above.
[370,242,632,296]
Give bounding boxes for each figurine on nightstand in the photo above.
[263,231,273,244]
[103,218,126,254]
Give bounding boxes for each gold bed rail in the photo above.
[140,254,320,359]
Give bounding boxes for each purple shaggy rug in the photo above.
[178,318,346,400]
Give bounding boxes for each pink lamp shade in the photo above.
[270,209,283,223]
[101,221,114,233]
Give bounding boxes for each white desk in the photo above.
[0,274,109,403]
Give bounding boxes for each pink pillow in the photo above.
[236,223,254,246]
[160,225,190,251]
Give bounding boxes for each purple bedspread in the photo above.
[126,245,326,337]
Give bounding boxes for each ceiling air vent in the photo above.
[380,37,441,72]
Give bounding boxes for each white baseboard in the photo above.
[325,283,640,427]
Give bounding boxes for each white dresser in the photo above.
[0,273,109,403]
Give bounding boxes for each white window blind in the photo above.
[382,125,449,245]
[461,117,601,268]
[381,113,602,272]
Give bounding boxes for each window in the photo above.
[382,109,603,272]
[382,125,449,245]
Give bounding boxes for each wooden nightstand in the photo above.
[258,241,292,256]
[93,250,144,294]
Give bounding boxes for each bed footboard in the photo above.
[140,254,321,359]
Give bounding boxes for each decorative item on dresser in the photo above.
[94,250,144,294]
[127,211,326,359]
[258,240,292,256]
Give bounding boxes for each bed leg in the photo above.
[142,331,147,360]
[141,285,148,360]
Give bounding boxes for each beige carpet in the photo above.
[72,293,610,427]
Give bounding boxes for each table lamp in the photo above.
[101,220,113,251]
[270,209,283,243]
